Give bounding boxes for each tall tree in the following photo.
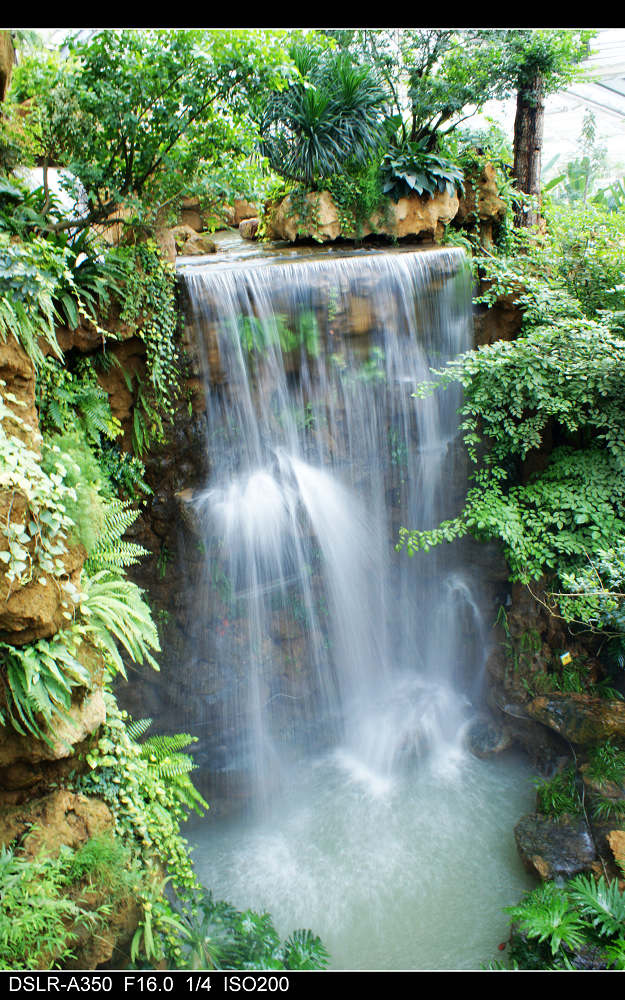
[7,28,298,233]
[500,29,594,226]
[328,28,595,225]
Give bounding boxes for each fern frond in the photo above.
[139,732,208,815]
[84,500,148,574]
[80,570,160,677]
[126,717,153,741]
[0,630,91,743]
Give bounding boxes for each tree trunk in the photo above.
[512,73,545,228]
[0,30,15,103]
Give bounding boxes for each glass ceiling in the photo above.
[482,28,625,175]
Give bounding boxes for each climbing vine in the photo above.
[115,242,181,453]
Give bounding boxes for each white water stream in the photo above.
[174,242,536,970]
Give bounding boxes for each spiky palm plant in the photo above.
[258,45,388,187]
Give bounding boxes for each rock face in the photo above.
[267,189,459,244]
[0,337,40,447]
[454,162,507,247]
[225,198,260,227]
[0,789,113,857]
[514,813,598,880]
[0,534,85,645]
[0,340,87,644]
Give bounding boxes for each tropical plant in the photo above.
[380,140,464,202]
[37,359,121,446]
[168,890,330,970]
[0,234,66,366]
[397,203,625,652]
[500,873,625,969]
[0,391,77,593]
[0,627,91,743]
[79,571,160,678]
[258,43,388,187]
[113,242,180,454]
[508,881,588,959]
[0,843,92,969]
[83,499,148,575]
[0,833,155,969]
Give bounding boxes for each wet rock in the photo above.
[527,693,625,746]
[172,225,217,255]
[514,813,597,880]
[466,714,513,758]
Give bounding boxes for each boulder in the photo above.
[179,196,204,232]
[269,191,341,243]
[239,217,260,240]
[466,714,514,758]
[383,190,459,241]
[267,189,459,244]
[455,161,507,246]
[171,224,217,256]
[527,693,625,746]
[183,232,217,256]
[514,813,597,880]
[225,198,260,227]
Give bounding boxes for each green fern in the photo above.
[79,570,160,678]
[37,357,120,446]
[140,729,208,816]
[83,500,148,574]
[126,717,153,742]
[0,628,91,743]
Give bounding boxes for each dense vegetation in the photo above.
[1,25,625,973]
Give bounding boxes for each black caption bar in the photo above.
[2,969,474,995]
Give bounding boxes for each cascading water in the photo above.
[173,240,535,969]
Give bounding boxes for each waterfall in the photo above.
[177,244,487,806]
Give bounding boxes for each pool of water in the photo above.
[187,745,537,971]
